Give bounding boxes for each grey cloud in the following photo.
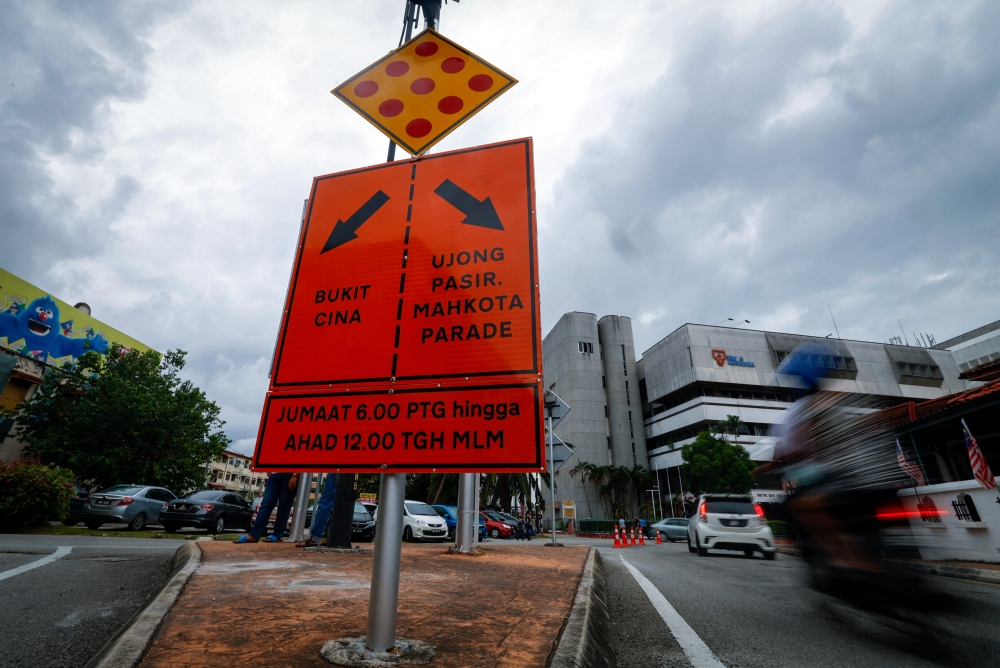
[541,0,1000,351]
[0,1,184,280]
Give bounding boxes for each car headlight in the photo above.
[502,524,512,530]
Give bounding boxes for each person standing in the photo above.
[238,473,298,543]
[638,515,648,538]
[295,473,337,548]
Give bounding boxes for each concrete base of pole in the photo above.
[319,637,435,667]
[304,546,372,555]
[544,542,565,547]
[446,545,482,556]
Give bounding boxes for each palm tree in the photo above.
[568,460,595,517]
[714,415,748,444]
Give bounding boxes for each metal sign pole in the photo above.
[548,412,557,545]
[455,472,477,552]
[366,472,406,652]
[288,472,313,542]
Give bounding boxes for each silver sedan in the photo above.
[650,517,690,542]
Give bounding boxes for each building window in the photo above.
[604,405,609,417]
[578,341,593,354]
[607,437,611,449]
[602,376,606,388]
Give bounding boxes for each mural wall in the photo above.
[0,268,150,368]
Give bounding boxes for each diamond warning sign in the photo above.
[269,138,539,388]
[332,29,516,156]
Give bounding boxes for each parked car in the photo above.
[161,490,253,534]
[497,511,526,530]
[687,494,776,559]
[361,502,378,517]
[480,510,516,539]
[651,517,689,542]
[82,484,177,531]
[351,501,377,542]
[62,486,90,526]
[373,500,448,542]
[432,505,487,542]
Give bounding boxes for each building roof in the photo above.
[932,318,1000,350]
[959,357,1000,383]
[867,378,1000,431]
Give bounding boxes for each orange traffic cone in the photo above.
[620,525,628,547]
[613,527,621,548]
[639,528,646,545]
[630,527,636,546]
[656,529,663,544]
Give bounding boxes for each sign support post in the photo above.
[288,472,313,543]
[455,472,478,553]
[366,472,406,652]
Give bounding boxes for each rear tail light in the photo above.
[754,504,767,525]
[117,497,134,506]
[200,504,215,510]
[699,501,707,522]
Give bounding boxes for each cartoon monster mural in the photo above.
[0,295,109,361]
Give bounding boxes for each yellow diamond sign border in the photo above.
[332,29,517,156]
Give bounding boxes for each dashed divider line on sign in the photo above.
[619,556,727,668]
[0,546,72,582]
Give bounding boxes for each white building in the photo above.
[206,450,268,499]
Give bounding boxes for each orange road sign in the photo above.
[332,29,516,156]
[269,138,540,389]
[253,383,543,473]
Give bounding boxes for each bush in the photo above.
[0,459,75,533]
[767,520,794,538]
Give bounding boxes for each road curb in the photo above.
[84,541,202,668]
[886,559,1000,586]
[548,547,616,668]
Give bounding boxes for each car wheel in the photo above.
[85,521,103,530]
[744,548,755,558]
[687,535,695,553]
[696,535,708,557]
[62,518,79,526]
[763,550,776,561]
[162,523,180,534]
[403,526,413,542]
[128,513,147,531]
[208,515,225,535]
[490,528,500,539]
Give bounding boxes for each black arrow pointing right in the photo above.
[320,190,391,254]
[434,179,505,231]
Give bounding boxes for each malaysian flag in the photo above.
[962,419,996,490]
[896,440,926,487]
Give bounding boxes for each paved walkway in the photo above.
[140,541,589,668]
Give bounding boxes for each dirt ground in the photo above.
[140,541,589,667]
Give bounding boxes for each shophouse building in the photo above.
[206,449,268,499]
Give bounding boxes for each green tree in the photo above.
[713,415,748,443]
[4,346,229,493]
[680,431,755,495]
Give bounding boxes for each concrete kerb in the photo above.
[886,559,1000,586]
[548,547,616,668]
[84,541,202,668]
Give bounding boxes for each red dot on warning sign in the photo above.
[468,74,493,92]
[441,57,465,74]
[411,78,436,95]
[406,118,432,138]
[415,42,439,57]
[438,96,464,114]
[385,61,409,77]
[379,99,404,117]
[354,80,378,97]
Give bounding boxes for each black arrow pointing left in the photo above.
[320,190,391,254]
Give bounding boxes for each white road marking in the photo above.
[620,556,727,668]
[0,546,72,582]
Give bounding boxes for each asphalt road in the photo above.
[601,540,1000,667]
[0,534,180,668]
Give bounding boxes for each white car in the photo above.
[375,500,450,542]
[687,494,776,560]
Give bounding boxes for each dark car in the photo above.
[351,501,377,542]
[160,491,253,534]
[62,486,90,526]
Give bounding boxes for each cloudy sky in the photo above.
[3,0,999,454]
